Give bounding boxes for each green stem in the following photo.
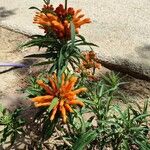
[92,67,96,75]
[65,0,68,10]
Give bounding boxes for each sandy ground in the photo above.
[0,27,42,110]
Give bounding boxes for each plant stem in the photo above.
[55,127,72,147]
[66,122,72,135]
[92,67,96,75]
[65,0,68,10]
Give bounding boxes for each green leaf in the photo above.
[33,61,54,66]
[21,35,58,49]
[143,100,149,114]
[122,139,130,150]
[10,132,17,146]
[130,126,149,132]
[98,84,104,97]
[1,127,12,143]
[12,108,22,118]
[0,105,4,114]
[70,21,75,51]
[135,140,150,149]
[34,107,47,120]
[57,48,64,76]
[48,63,56,74]
[25,53,53,59]
[29,7,41,11]
[43,0,50,5]
[47,97,59,113]
[41,117,57,141]
[76,42,98,47]
[113,105,125,119]
[25,89,40,96]
[47,0,50,4]
[73,109,86,133]
[77,34,86,42]
[77,97,95,105]
[72,130,97,150]
[133,114,150,122]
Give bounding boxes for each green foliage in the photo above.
[9,0,150,148]
[101,72,128,103]
[0,106,25,145]
[41,116,58,141]
[2,72,150,149]
[72,130,98,150]
[43,0,50,5]
[64,73,150,150]
[29,7,41,11]
[110,104,150,149]
[47,97,59,113]
[22,31,97,79]
[25,75,46,97]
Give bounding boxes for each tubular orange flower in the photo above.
[36,80,52,94]
[82,50,101,69]
[73,9,91,31]
[32,73,87,123]
[33,4,91,39]
[75,51,101,81]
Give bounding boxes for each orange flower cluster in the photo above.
[76,51,101,81]
[42,4,54,12]
[82,51,101,69]
[33,4,91,39]
[32,73,87,123]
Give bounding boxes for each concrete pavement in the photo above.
[0,0,150,80]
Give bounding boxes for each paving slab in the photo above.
[0,0,150,80]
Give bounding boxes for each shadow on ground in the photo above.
[0,57,49,110]
[136,44,150,60]
[0,106,47,150]
[0,7,17,21]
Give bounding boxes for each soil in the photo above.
[0,27,47,110]
[0,27,150,149]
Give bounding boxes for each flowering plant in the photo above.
[23,0,98,78]
[1,0,150,149]
[32,73,86,123]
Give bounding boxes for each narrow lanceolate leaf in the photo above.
[46,0,50,4]
[29,7,41,11]
[130,126,149,132]
[75,42,98,47]
[58,48,64,73]
[72,130,98,150]
[48,63,56,74]
[77,97,95,105]
[77,34,86,42]
[43,0,50,5]
[47,97,59,113]
[21,36,57,48]
[0,105,4,113]
[25,53,52,59]
[33,61,54,66]
[143,100,149,114]
[133,114,150,122]
[42,117,58,141]
[70,21,75,51]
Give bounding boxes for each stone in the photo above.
[0,0,150,80]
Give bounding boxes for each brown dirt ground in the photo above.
[0,27,150,149]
